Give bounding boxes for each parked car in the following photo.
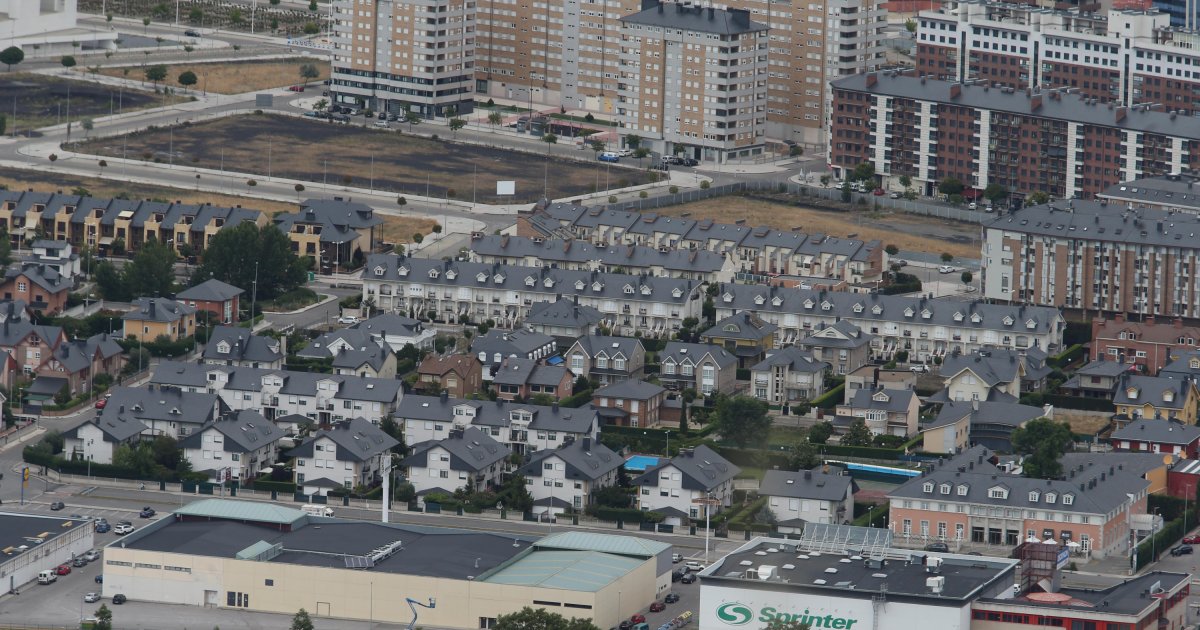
[968,201,978,210]
[671,569,684,582]
[873,188,886,196]
[619,622,633,630]
[630,615,646,624]
[139,507,156,518]
[114,523,134,535]
[598,152,620,163]
[664,592,680,604]
[909,364,930,373]
[671,553,682,563]
[925,542,950,552]
[95,394,110,409]
[1184,535,1200,545]
[112,594,127,605]
[184,29,201,37]
[617,148,633,157]
[892,258,907,267]
[55,564,72,576]
[337,315,360,325]
[288,85,305,92]
[649,602,666,613]
[84,592,100,603]
[1171,545,1193,556]
[680,573,697,584]
[94,522,111,534]
[95,575,103,584]
[72,557,87,568]
[684,561,705,572]
[938,265,956,274]
[374,120,389,129]
[890,191,902,199]
[50,501,65,511]
[84,550,100,562]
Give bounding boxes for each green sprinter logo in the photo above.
[715,602,754,626]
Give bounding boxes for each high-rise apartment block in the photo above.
[330,0,477,117]
[617,1,769,161]
[916,1,1200,114]
[330,0,885,146]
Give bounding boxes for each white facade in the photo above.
[181,427,280,482]
[698,583,972,630]
[63,422,117,464]
[405,443,506,496]
[0,514,94,592]
[294,435,380,493]
[401,402,598,455]
[637,464,735,523]
[524,452,619,515]
[0,0,117,56]
[765,489,853,528]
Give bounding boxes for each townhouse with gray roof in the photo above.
[658,342,736,395]
[26,240,80,281]
[517,435,621,515]
[360,254,704,338]
[402,427,510,497]
[470,329,556,381]
[749,347,829,405]
[702,312,778,368]
[795,320,873,376]
[1111,418,1200,458]
[523,298,604,350]
[1112,373,1200,426]
[631,445,741,524]
[39,332,125,394]
[929,349,1028,405]
[349,313,436,352]
[532,203,885,283]
[296,328,396,378]
[1061,358,1132,398]
[714,285,1065,364]
[592,379,668,428]
[1162,351,1200,380]
[564,335,646,386]
[275,199,383,274]
[465,233,736,283]
[289,417,399,495]
[492,356,573,401]
[0,261,71,314]
[122,297,197,342]
[888,456,1149,557]
[62,410,149,465]
[180,410,286,482]
[759,469,855,532]
[835,387,921,438]
[62,386,224,452]
[149,361,404,425]
[396,393,600,455]
[203,326,284,369]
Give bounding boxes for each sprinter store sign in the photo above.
[701,586,971,630]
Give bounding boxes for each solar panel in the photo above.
[343,555,375,569]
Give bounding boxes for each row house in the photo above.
[830,72,1200,201]
[0,190,265,256]
[42,333,125,395]
[360,254,704,338]
[523,298,604,351]
[492,357,574,401]
[888,451,1149,558]
[290,417,399,496]
[396,393,600,456]
[402,427,511,498]
[534,203,885,284]
[795,320,874,376]
[517,436,622,516]
[1090,314,1200,373]
[1111,373,1200,425]
[466,234,736,283]
[274,200,382,274]
[149,361,404,425]
[414,354,484,398]
[202,327,284,370]
[469,329,557,381]
[564,335,646,386]
[657,342,738,395]
[179,410,286,482]
[984,203,1200,320]
[0,311,69,377]
[1111,418,1200,458]
[296,328,396,379]
[66,385,224,446]
[714,284,1066,363]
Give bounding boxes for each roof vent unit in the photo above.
[927,556,944,574]
[927,576,945,594]
[756,565,779,581]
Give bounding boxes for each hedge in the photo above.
[560,389,594,408]
[249,478,296,493]
[811,383,846,410]
[818,443,905,460]
[592,507,664,523]
[1038,393,1114,412]
[24,447,177,481]
[1135,507,1196,569]
[1048,343,1086,368]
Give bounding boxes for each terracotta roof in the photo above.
[418,354,481,379]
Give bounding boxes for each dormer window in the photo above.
[853,303,864,313]
[903,307,914,318]
[953,311,964,322]
[772,296,783,306]
[971,313,982,323]
[1164,390,1175,403]
[446,269,458,280]
[803,299,814,310]
[724,323,740,333]
[1028,491,1039,502]
[673,287,683,298]
[476,272,487,282]
[872,391,889,402]
[592,281,603,292]
[872,305,883,315]
[1127,387,1139,400]
[544,277,555,288]
[723,293,733,303]
[397,265,409,277]
[922,482,934,493]
[921,309,932,319]
[1002,316,1014,326]
[754,294,765,305]
[1062,494,1074,505]
[640,285,652,295]
[1044,492,1056,504]
[623,284,635,295]
[428,269,440,279]
[373,266,385,276]
[1191,359,1200,369]
[821,301,832,311]
[576,280,586,290]
[1026,319,1037,330]
[939,483,951,495]
[493,273,505,284]
[525,276,536,287]
[217,341,230,354]
[957,484,968,496]
[988,486,1008,500]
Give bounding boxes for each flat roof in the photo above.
[702,537,1018,603]
[481,550,643,591]
[122,518,534,579]
[0,512,91,560]
[978,572,1190,617]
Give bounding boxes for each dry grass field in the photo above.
[1,73,189,131]
[90,59,330,94]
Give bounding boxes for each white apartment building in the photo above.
[0,0,116,55]
[631,445,740,525]
[179,411,286,482]
[396,394,600,456]
[361,254,703,337]
[401,427,511,496]
[758,469,855,532]
[517,436,622,515]
[291,417,400,495]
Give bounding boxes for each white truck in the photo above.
[301,504,335,518]
[37,570,57,585]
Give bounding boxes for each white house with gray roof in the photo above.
[203,326,284,369]
[296,328,396,379]
[349,313,436,352]
[149,361,403,425]
[402,427,511,497]
[631,445,740,524]
[523,298,604,349]
[289,417,399,495]
[63,413,149,465]
[360,254,704,338]
[835,387,921,437]
[396,393,600,455]
[715,285,1065,362]
[517,436,621,516]
[179,410,286,482]
[796,320,873,376]
[470,328,557,381]
[759,469,855,532]
[466,234,736,283]
[658,342,737,395]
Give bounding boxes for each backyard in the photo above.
[0,73,190,133]
[88,58,331,95]
[70,114,657,203]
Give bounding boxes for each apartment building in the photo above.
[179,411,286,482]
[517,436,622,515]
[529,203,885,284]
[396,393,600,455]
[616,1,769,163]
[715,285,1066,361]
[466,233,735,283]
[402,427,511,497]
[290,417,400,495]
[829,72,1200,201]
[0,191,264,257]
[1097,175,1200,215]
[888,451,1149,557]
[330,0,475,118]
[631,445,740,524]
[916,2,1200,111]
[1090,314,1200,373]
[981,202,1200,319]
[361,254,704,337]
[149,362,404,425]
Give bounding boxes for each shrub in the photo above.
[699,180,710,189]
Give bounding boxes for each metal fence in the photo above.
[616,179,990,224]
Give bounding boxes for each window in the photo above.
[957,484,968,496]
[922,482,934,493]
[614,357,626,370]
[596,356,609,369]
[1029,491,1039,502]
[988,487,1008,499]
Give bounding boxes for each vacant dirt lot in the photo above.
[72,114,654,203]
[658,195,982,259]
[0,73,189,132]
[90,58,330,94]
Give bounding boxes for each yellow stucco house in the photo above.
[122,297,198,342]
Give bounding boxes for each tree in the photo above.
[309,0,319,10]
[145,65,168,89]
[487,110,503,130]
[938,177,964,197]
[495,606,601,630]
[413,232,424,245]
[713,395,770,448]
[940,252,953,263]
[313,98,328,112]
[763,619,812,630]
[1011,417,1073,479]
[299,62,320,86]
[61,55,76,68]
[448,117,466,138]
[884,244,899,256]
[192,222,308,300]
[0,225,13,267]
[905,18,917,33]
[405,109,421,130]
[189,7,203,22]
[789,145,804,158]
[542,132,558,153]
[840,418,873,447]
[851,162,875,183]
[840,181,852,203]
[142,17,151,34]
[499,472,534,512]
[1029,191,1051,205]
[983,183,1008,203]
[0,46,24,71]
[94,604,113,630]
[624,134,641,149]
[229,8,244,25]
[899,174,912,190]
[54,383,71,406]
[0,114,6,136]
[123,240,178,298]
[592,484,632,508]
[790,442,821,470]
[81,118,94,137]
[961,270,973,285]
[808,421,833,445]
[379,416,405,454]
[290,609,315,630]
[178,70,198,91]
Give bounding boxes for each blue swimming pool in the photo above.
[624,455,661,472]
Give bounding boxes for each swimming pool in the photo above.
[624,455,661,472]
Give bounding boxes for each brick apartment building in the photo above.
[831,72,1200,200]
[1090,314,1200,373]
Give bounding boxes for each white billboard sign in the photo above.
[699,584,969,630]
[497,181,516,195]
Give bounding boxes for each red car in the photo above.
[1184,535,1200,545]
[873,188,886,196]
[630,614,646,624]
[55,564,71,576]
[288,85,305,92]
[94,398,107,409]
[649,602,666,612]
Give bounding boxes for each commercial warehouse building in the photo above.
[0,511,95,592]
[100,500,670,628]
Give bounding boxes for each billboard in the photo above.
[699,584,970,630]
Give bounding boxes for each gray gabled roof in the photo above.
[518,436,621,482]
[296,329,378,360]
[1161,352,1200,379]
[289,417,399,462]
[798,320,873,350]
[123,297,196,323]
[965,401,1046,428]
[941,350,1023,388]
[567,335,644,360]
[632,445,740,492]
[5,262,69,294]
[1112,418,1200,445]
[394,394,598,434]
[759,469,853,502]
[844,387,917,413]
[470,329,556,362]
[1112,374,1194,411]
[350,313,426,338]
[402,427,510,473]
[203,326,283,364]
[750,347,828,373]
[703,312,777,342]
[593,378,665,400]
[470,234,728,275]
[524,298,604,329]
[63,413,148,443]
[177,279,244,302]
[1070,358,1132,378]
[149,361,403,404]
[660,342,736,370]
[179,410,285,453]
[100,385,222,426]
[492,357,570,388]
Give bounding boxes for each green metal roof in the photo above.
[481,550,643,591]
[534,531,671,558]
[174,499,305,525]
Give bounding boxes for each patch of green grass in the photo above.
[735,466,766,481]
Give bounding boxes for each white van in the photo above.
[38,570,57,585]
[301,504,335,518]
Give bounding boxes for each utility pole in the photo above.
[250,262,259,328]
